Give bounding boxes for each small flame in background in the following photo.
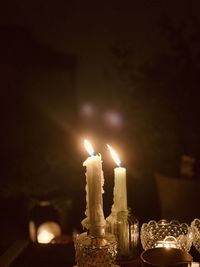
[107,144,121,167]
[36,221,61,244]
[37,230,55,244]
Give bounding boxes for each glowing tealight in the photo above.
[37,230,55,244]
[156,236,177,249]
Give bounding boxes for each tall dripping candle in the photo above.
[82,139,105,236]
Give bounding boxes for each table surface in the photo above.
[1,240,199,267]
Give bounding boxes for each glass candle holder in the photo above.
[106,208,139,261]
[141,219,193,252]
[191,218,200,253]
[74,229,117,267]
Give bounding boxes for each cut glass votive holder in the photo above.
[74,230,117,267]
[141,219,193,252]
[191,218,200,253]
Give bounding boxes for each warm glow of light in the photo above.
[80,103,95,117]
[156,241,177,249]
[156,236,177,249]
[84,139,95,155]
[107,144,121,167]
[103,110,123,129]
[37,230,55,244]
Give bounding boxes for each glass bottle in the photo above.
[106,208,139,262]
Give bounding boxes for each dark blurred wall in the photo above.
[0,26,78,200]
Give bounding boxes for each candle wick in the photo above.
[92,151,96,156]
[118,162,122,167]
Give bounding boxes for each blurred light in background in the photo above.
[80,103,95,118]
[29,200,61,244]
[37,221,61,244]
[103,110,123,130]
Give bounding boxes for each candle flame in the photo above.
[84,139,95,155]
[107,144,121,166]
[37,230,55,244]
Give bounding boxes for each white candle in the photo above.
[107,145,127,213]
[82,140,106,234]
[114,167,127,212]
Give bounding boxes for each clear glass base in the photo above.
[106,209,139,261]
[74,231,117,267]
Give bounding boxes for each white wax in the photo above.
[82,154,106,230]
[113,167,127,212]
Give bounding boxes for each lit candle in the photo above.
[107,144,127,213]
[82,139,106,235]
[156,236,177,249]
[37,230,55,244]
[37,222,61,244]
[156,241,177,248]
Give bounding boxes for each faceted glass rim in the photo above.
[141,219,190,231]
[191,218,200,229]
[191,218,200,252]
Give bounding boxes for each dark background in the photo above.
[0,0,200,251]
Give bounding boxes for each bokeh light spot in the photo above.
[80,103,95,118]
[103,110,123,129]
